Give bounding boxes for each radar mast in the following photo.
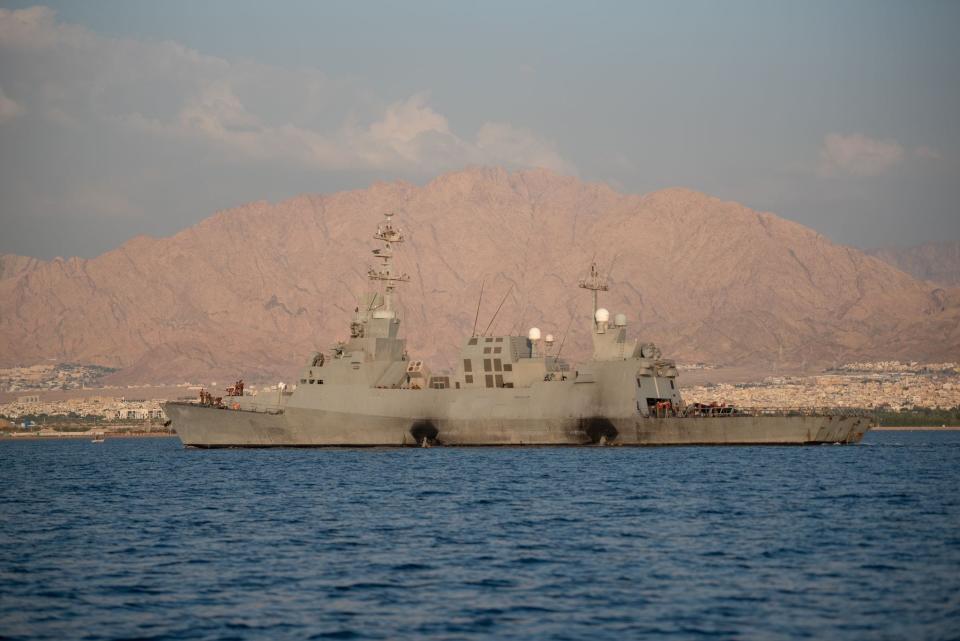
[578,261,609,327]
[367,212,410,316]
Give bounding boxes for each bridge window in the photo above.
[495,337,503,342]
[494,359,502,372]
[485,374,494,388]
[495,374,504,388]
[465,375,473,384]
[503,364,513,372]
[485,337,493,343]
[300,379,307,384]
[670,379,675,389]
[463,359,472,373]
[483,358,492,371]
[309,379,315,384]
[493,347,502,354]
[469,337,478,346]
[483,347,491,354]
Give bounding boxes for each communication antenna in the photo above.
[367,212,410,316]
[605,252,620,284]
[578,261,609,327]
[482,284,514,336]
[471,279,485,337]
[553,312,577,364]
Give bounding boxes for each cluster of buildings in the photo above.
[685,362,960,411]
[676,362,716,371]
[828,361,958,374]
[0,363,116,392]
[0,395,167,424]
[0,379,290,429]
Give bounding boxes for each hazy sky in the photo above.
[1,1,958,259]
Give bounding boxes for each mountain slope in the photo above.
[1,167,957,383]
[867,241,960,286]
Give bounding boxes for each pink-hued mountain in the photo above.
[867,241,960,287]
[2,167,958,383]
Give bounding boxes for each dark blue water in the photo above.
[2,432,959,640]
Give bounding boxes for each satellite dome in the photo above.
[545,334,555,344]
[528,327,542,341]
[614,313,627,327]
[595,308,610,323]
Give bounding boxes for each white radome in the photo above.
[528,327,542,341]
[595,308,610,323]
[545,334,555,344]
[614,313,627,327]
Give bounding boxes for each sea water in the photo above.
[1,432,958,640]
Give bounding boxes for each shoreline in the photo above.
[2,431,175,441]
[871,425,960,431]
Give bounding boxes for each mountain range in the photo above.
[1,167,958,384]
[866,242,960,287]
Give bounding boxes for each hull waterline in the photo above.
[164,402,870,448]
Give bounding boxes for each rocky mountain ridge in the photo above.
[867,241,960,287]
[1,167,958,383]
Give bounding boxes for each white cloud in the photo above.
[356,93,464,168]
[475,122,574,174]
[0,6,574,175]
[368,93,451,145]
[818,133,904,177]
[0,6,92,51]
[122,82,348,170]
[127,86,574,174]
[914,145,943,161]
[0,86,22,123]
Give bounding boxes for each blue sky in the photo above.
[0,1,957,258]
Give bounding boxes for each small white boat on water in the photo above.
[91,432,105,444]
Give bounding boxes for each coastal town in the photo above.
[0,362,117,392]
[1,394,169,424]
[1,360,957,434]
[685,361,960,411]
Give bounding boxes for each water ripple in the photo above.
[1,432,959,640]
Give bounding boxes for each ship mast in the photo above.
[367,212,409,316]
[578,261,609,328]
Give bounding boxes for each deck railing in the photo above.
[674,405,871,419]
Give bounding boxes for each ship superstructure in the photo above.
[163,213,869,447]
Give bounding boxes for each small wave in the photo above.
[308,630,362,640]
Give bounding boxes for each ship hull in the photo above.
[163,402,870,447]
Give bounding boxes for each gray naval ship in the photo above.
[163,213,870,447]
